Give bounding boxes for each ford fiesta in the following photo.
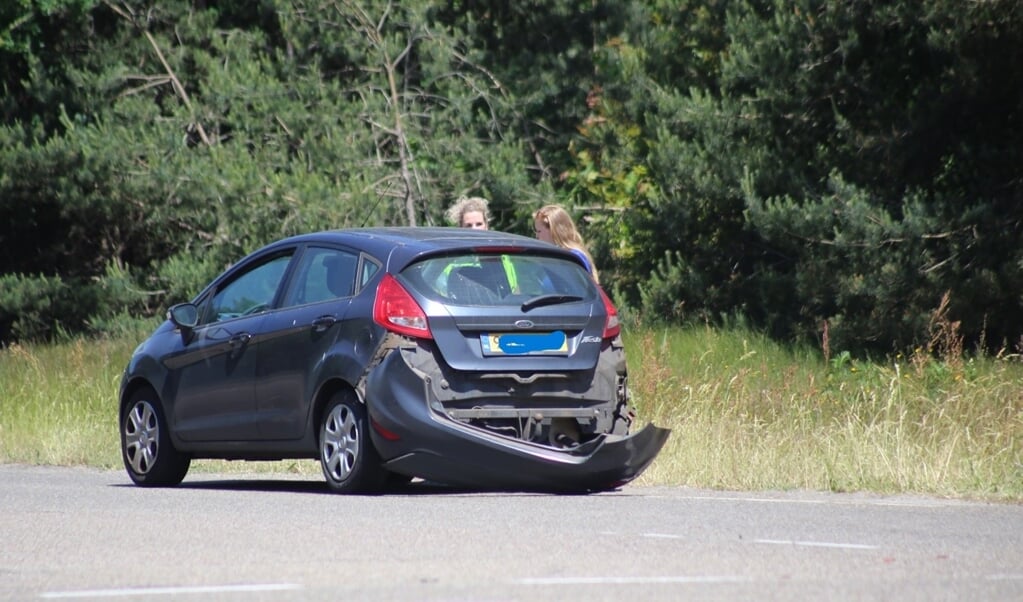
[119,228,669,493]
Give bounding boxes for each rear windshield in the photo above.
[400,253,596,306]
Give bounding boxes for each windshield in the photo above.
[400,253,596,307]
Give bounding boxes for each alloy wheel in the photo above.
[124,399,160,475]
[321,404,360,483]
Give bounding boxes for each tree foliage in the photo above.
[2,0,1022,356]
[564,0,1023,354]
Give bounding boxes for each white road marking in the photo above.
[641,532,686,539]
[755,538,879,550]
[660,494,961,508]
[517,576,749,585]
[39,584,302,599]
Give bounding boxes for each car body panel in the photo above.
[254,298,353,439]
[169,313,266,441]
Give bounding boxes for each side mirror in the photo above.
[167,303,199,342]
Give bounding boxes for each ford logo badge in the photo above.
[514,320,534,329]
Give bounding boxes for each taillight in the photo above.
[599,286,621,339]
[372,273,433,339]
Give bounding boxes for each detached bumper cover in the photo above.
[381,423,670,492]
[364,348,670,492]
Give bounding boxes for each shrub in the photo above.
[0,273,84,343]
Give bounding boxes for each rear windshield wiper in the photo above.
[521,294,584,312]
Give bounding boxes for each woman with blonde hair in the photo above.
[533,204,599,283]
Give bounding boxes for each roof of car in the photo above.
[272,227,576,270]
[289,226,537,244]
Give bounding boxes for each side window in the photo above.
[282,247,359,307]
[207,254,292,323]
[360,256,380,290]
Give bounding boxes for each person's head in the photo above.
[534,204,599,282]
[533,204,583,247]
[446,196,490,230]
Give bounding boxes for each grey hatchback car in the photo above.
[119,227,669,493]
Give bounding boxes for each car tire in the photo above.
[121,387,190,487]
[319,391,386,494]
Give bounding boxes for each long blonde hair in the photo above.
[534,204,599,283]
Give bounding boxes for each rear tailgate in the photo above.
[430,304,604,371]
[399,252,607,372]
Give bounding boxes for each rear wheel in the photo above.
[120,387,190,486]
[319,391,386,494]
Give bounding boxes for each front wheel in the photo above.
[120,387,190,486]
[319,391,386,494]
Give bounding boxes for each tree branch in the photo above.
[104,0,212,147]
[143,30,212,147]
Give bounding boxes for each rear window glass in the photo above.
[401,253,596,306]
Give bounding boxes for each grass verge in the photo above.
[1,326,1020,499]
[625,326,1022,500]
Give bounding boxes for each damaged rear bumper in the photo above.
[380,423,670,492]
[364,349,670,492]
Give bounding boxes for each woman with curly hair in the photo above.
[446,196,491,230]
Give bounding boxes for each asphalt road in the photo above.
[1,464,1021,601]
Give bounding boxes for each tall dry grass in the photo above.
[626,325,1023,500]
[0,338,128,468]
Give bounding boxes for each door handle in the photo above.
[229,333,251,348]
[312,316,337,333]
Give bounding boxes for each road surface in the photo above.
[1,464,1020,600]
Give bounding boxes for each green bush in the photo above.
[0,273,83,342]
[155,251,229,306]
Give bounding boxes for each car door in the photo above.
[253,246,361,439]
[170,252,294,442]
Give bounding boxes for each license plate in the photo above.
[481,331,568,356]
